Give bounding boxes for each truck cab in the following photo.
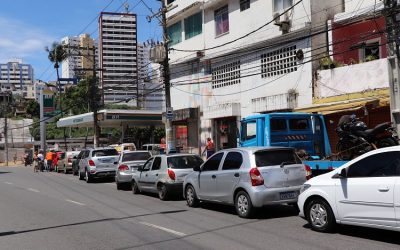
[239,113,332,159]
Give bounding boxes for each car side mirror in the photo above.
[193,165,201,172]
[333,168,347,179]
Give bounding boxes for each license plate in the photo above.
[279,191,296,200]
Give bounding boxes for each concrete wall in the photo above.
[316,58,389,98]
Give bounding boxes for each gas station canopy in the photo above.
[57,109,164,128]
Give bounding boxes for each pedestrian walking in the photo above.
[202,137,215,159]
[13,153,17,164]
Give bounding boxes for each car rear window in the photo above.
[167,155,204,169]
[122,152,151,162]
[255,149,301,167]
[92,149,119,157]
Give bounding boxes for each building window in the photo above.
[214,5,229,36]
[212,60,241,89]
[167,0,175,4]
[167,21,182,46]
[273,0,293,12]
[361,41,380,61]
[184,12,202,40]
[240,0,250,11]
[261,45,297,78]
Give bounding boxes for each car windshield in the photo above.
[255,149,301,167]
[167,155,204,169]
[92,149,119,157]
[122,152,151,162]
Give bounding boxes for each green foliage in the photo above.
[26,100,40,118]
[45,42,68,68]
[63,79,90,115]
[124,126,165,147]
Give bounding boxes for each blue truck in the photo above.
[238,113,347,174]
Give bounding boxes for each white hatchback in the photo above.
[298,146,400,233]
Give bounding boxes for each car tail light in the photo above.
[167,169,176,180]
[88,160,95,166]
[68,157,72,163]
[118,164,129,172]
[249,168,264,186]
[305,165,312,180]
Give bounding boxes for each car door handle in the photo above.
[145,174,148,177]
[234,173,240,177]
[211,175,216,179]
[378,187,390,192]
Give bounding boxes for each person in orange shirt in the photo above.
[202,137,215,159]
[45,151,54,172]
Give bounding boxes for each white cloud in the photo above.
[0,17,55,63]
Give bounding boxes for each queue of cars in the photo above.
[56,144,400,234]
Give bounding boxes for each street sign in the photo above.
[166,107,173,120]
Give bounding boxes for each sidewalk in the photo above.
[0,161,25,167]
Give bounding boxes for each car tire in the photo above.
[116,181,123,190]
[158,184,169,201]
[79,170,84,180]
[85,170,93,183]
[235,191,254,218]
[132,180,140,194]
[306,198,336,233]
[185,185,199,207]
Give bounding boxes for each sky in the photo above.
[0,0,162,82]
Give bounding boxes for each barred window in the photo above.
[212,60,241,89]
[261,46,297,78]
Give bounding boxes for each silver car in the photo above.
[183,147,311,218]
[78,148,120,183]
[115,150,152,190]
[131,154,204,200]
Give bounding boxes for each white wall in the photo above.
[317,58,389,98]
[344,0,382,12]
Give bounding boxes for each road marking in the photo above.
[139,221,186,237]
[27,188,40,193]
[5,182,13,185]
[65,199,86,206]
[105,183,114,186]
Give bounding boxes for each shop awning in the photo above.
[294,97,389,115]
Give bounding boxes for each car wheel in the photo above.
[185,185,199,207]
[235,191,254,218]
[306,198,336,233]
[85,170,93,183]
[116,181,123,190]
[158,184,168,201]
[79,170,84,180]
[132,180,140,194]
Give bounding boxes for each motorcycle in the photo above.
[336,115,399,160]
[24,155,32,166]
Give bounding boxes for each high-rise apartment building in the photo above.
[61,34,97,79]
[0,59,34,98]
[99,12,138,104]
[137,43,150,82]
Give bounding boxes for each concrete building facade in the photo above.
[99,12,138,105]
[165,0,343,153]
[0,59,34,99]
[61,34,97,79]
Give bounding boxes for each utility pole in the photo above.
[385,0,400,133]
[4,109,8,166]
[92,45,100,148]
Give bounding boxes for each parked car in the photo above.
[57,150,80,174]
[116,150,152,190]
[298,146,400,233]
[183,147,312,218]
[132,154,204,200]
[72,150,85,176]
[78,148,120,183]
[142,144,161,155]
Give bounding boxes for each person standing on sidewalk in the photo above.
[202,137,215,159]
[45,150,53,172]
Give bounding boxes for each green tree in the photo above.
[26,100,40,118]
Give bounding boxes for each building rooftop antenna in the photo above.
[124,2,129,13]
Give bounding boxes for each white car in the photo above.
[298,146,400,233]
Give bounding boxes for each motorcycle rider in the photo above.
[36,150,45,172]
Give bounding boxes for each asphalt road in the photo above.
[0,166,399,250]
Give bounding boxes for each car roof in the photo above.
[220,146,295,154]
[122,150,150,154]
